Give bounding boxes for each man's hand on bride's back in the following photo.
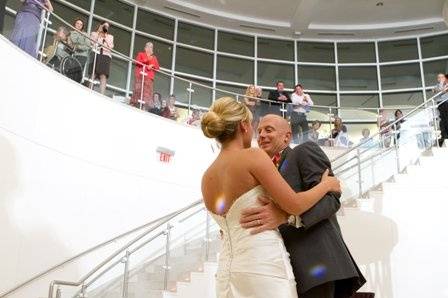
[320,169,341,193]
[239,196,288,235]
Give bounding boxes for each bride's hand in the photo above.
[321,169,341,193]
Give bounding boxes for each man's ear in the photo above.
[284,131,292,144]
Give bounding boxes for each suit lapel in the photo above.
[277,147,292,172]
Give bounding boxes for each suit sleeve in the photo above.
[267,91,276,101]
[295,142,341,230]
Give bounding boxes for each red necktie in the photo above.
[272,152,281,168]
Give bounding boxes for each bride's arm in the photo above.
[247,148,340,216]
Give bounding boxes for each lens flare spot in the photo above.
[215,196,226,215]
[309,264,327,279]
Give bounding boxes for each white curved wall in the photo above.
[0,36,217,295]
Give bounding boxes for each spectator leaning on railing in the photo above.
[131,42,160,110]
[69,18,90,76]
[244,85,260,131]
[9,0,53,58]
[309,120,321,143]
[377,109,392,148]
[290,83,313,144]
[0,0,6,33]
[89,21,114,95]
[267,81,291,115]
[433,73,448,146]
[394,109,405,141]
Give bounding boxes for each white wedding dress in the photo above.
[210,185,298,298]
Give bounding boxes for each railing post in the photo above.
[328,107,333,146]
[79,284,87,298]
[90,44,99,90]
[163,223,173,290]
[187,82,193,114]
[431,98,440,148]
[36,10,46,58]
[121,251,130,298]
[236,94,239,102]
[205,212,211,262]
[39,11,50,62]
[393,124,400,173]
[356,148,363,198]
[139,65,146,110]
[55,287,61,298]
[281,103,286,119]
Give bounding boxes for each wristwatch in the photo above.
[287,215,303,228]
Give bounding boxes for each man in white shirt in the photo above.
[290,84,314,144]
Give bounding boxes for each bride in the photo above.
[201,97,341,298]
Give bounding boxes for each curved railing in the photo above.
[3,3,423,125]
[0,206,188,297]
[45,199,211,298]
[331,92,448,199]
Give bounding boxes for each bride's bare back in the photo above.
[202,148,263,216]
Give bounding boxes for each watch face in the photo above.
[288,215,295,225]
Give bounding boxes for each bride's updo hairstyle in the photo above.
[201,97,253,143]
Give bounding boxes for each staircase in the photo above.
[85,229,221,298]
[155,145,448,298]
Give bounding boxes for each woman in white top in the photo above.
[290,84,314,144]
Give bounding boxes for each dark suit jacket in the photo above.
[267,90,291,106]
[278,142,366,297]
[0,0,6,33]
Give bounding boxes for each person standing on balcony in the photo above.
[69,18,90,78]
[268,81,291,116]
[89,21,114,95]
[377,110,392,148]
[290,84,313,144]
[433,74,448,146]
[309,120,322,143]
[148,92,162,115]
[130,42,160,110]
[244,85,260,132]
[0,0,6,33]
[161,95,178,120]
[9,0,53,58]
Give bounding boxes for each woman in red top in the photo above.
[131,42,160,110]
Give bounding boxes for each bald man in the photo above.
[240,115,366,298]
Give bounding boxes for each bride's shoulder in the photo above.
[242,148,271,161]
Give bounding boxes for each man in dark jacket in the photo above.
[0,0,6,33]
[240,114,366,298]
[265,80,291,116]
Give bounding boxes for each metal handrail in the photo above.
[46,199,202,298]
[0,201,200,298]
[330,91,448,164]
[20,3,430,113]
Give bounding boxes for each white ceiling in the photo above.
[135,0,448,40]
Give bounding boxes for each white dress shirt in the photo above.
[291,92,314,113]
